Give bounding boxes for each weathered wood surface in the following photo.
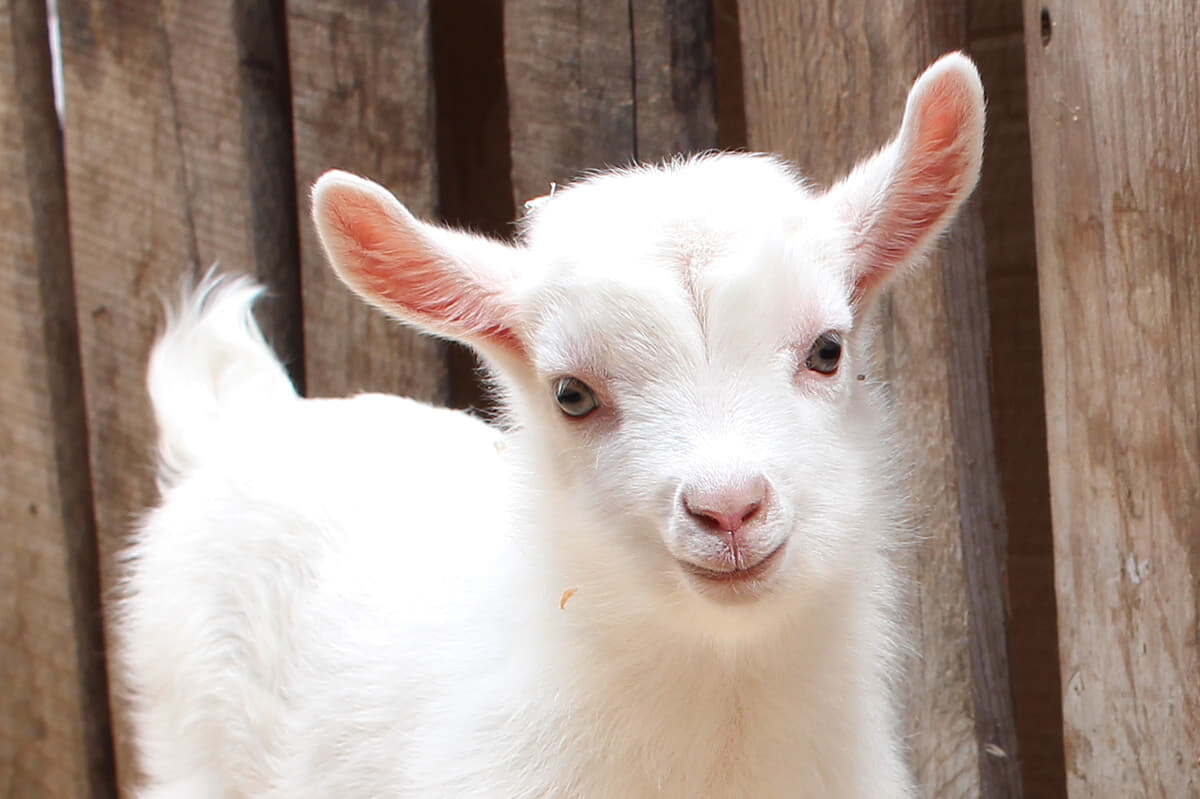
[0,0,114,795]
[736,2,1021,796]
[288,0,449,402]
[504,0,716,206]
[969,0,1065,795]
[504,0,634,205]
[58,0,301,788]
[1023,3,1200,796]
[628,0,718,164]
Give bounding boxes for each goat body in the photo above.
[122,53,985,798]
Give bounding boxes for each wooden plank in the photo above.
[628,0,718,164]
[287,0,448,402]
[967,1,1066,794]
[0,0,115,795]
[504,0,716,206]
[504,0,634,205]
[57,0,301,788]
[1022,2,1200,795]
[736,2,1021,796]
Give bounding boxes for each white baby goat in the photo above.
[122,52,985,798]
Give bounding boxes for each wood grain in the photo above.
[0,0,115,794]
[737,2,1021,796]
[58,0,301,788]
[504,0,635,205]
[1023,2,1200,795]
[629,0,718,164]
[968,0,1066,794]
[288,0,449,402]
[504,0,716,206]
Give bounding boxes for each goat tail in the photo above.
[148,270,297,489]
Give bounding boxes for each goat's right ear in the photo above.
[312,171,526,363]
[825,52,985,313]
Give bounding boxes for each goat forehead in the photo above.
[523,155,813,261]
[528,262,839,386]
[521,155,853,381]
[520,154,848,338]
[526,237,849,379]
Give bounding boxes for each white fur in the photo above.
[121,54,985,798]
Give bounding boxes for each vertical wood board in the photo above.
[0,0,114,794]
[58,0,301,787]
[288,0,449,402]
[1023,2,1200,795]
[628,0,718,164]
[968,0,1066,793]
[504,0,635,206]
[504,0,716,207]
[736,1,1021,796]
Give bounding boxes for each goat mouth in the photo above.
[680,543,786,594]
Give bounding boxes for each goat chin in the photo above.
[121,52,985,799]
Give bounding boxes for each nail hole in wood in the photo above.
[1040,9,1052,46]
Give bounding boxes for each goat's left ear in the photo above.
[312,171,527,366]
[826,52,985,310]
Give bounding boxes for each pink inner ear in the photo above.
[852,78,976,304]
[322,185,525,358]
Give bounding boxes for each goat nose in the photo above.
[681,475,768,535]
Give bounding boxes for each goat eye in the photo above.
[805,331,843,375]
[554,377,599,418]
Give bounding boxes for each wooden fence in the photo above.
[1,0,1195,796]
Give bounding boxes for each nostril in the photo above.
[681,476,768,535]
[683,500,723,533]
